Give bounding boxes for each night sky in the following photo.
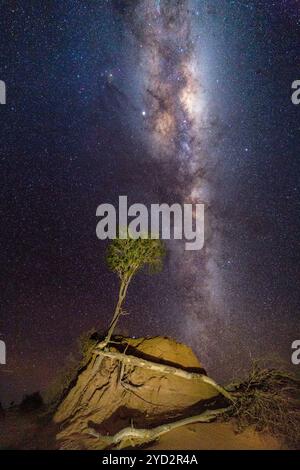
[1,0,300,405]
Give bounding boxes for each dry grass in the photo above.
[224,361,300,449]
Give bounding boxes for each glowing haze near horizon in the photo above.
[0,0,300,405]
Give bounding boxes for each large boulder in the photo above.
[54,336,221,449]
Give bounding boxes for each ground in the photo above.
[0,337,291,450]
[0,410,281,450]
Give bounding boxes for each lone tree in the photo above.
[100,231,165,348]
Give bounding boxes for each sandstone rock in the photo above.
[54,336,221,449]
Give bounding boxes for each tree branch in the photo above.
[87,408,229,449]
[93,347,234,402]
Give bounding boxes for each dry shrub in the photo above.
[43,329,98,410]
[225,361,300,449]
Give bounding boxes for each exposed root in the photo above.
[224,361,300,449]
[87,408,228,449]
[94,347,234,402]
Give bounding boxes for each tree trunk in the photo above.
[99,273,133,349]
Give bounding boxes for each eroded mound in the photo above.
[54,336,222,449]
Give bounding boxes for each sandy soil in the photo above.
[0,411,58,450]
[147,422,281,450]
[0,411,281,450]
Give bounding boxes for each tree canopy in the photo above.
[106,233,165,281]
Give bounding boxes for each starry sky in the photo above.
[0,0,300,405]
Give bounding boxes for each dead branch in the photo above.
[87,407,229,449]
[93,347,234,402]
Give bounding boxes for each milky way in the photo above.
[1,1,299,405]
[122,0,225,364]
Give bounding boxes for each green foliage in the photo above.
[224,360,300,449]
[106,231,165,280]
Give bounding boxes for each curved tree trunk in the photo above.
[99,272,134,349]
